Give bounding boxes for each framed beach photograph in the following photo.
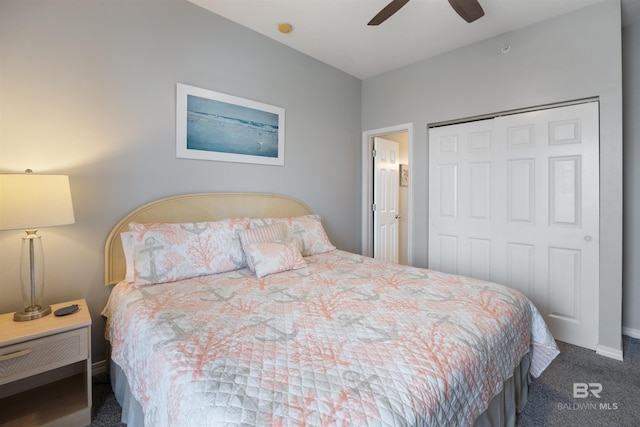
[176,83,285,166]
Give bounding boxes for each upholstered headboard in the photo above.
[104,193,313,285]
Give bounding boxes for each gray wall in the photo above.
[623,19,640,336]
[362,0,625,353]
[0,0,362,361]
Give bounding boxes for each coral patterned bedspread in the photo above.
[103,250,559,427]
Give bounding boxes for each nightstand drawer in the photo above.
[0,327,88,385]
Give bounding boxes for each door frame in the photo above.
[362,123,414,264]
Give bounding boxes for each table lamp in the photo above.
[0,170,75,321]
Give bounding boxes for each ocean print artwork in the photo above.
[176,83,285,166]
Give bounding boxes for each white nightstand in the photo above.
[0,299,92,427]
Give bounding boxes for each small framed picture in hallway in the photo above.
[400,164,409,187]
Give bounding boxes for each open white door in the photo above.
[374,137,400,263]
[429,102,599,350]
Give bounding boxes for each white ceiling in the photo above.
[188,0,640,79]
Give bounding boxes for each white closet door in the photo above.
[428,102,599,350]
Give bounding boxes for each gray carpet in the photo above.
[517,336,640,426]
[91,374,125,427]
[90,336,640,426]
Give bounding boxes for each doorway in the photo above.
[362,123,413,265]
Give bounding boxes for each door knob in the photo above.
[395,215,402,219]
[584,235,593,242]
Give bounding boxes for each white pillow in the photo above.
[120,232,135,283]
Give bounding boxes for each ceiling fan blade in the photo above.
[368,0,410,26]
[448,0,485,23]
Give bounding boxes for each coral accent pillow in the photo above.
[239,223,287,271]
[250,215,335,256]
[243,239,306,278]
[128,218,249,286]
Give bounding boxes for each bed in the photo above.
[102,192,559,427]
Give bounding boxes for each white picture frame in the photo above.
[176,83,285,166]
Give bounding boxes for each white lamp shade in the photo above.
[0,174,75,230]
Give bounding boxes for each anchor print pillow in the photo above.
[128,218,250,286]
[249,215,335,256]
[243,239,306,278]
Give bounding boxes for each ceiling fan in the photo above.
[368,0,485,25]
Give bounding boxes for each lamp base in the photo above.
[13,305,51,321]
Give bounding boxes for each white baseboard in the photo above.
[596,344,624,361]
[594,328,640,361]
[92,359,108,377]
[622,326,640,339]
